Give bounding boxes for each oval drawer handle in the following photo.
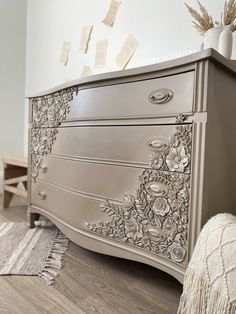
[40,163,48,173]
[38,191,47,200]
[148,88,174,104]
[147,137,166,152]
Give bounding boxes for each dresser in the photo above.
[28,49,236,283]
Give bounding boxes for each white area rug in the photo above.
[0,222,69,285]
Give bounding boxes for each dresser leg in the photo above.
[28,211,40,228]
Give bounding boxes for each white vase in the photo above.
[204,25,224,51]
[218,25,233,59]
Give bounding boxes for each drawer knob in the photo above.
[40,163,48,173]
[148,88,173,104]
[38,190,47,200]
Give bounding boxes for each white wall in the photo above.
[26,0,236,95]
[0,0,27,192]
[25,0,236,152]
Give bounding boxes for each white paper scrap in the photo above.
[80,25,93,53]
[60,41,71,66]
[80,65,93,78]
[102,0,121,26]
[95,39,107,68]
[115,35,139,69]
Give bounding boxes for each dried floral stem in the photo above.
[222,0,236,29]
[185,0,236,34]
[185,1,215,35]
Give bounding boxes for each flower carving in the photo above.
[153,198,170,216]
[124,218,143,242]
[166,146,189,173]
[31,88,77,180]
[147,227,165,242]
[168,242,186,263]
[151,154,164,170]
[86,121,192,265]
[163,217,178,239]
[33,111,42,123]
[122,194,135,210]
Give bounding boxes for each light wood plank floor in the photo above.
[0,195,182,314]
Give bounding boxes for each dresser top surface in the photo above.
[28,48,236,99]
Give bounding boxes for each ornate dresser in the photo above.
[28,49,236,283]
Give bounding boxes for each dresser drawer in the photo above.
[67,71,194,120]
[31,167,190,266]
[31,181,108,226]
[37,157,142,200]
[39,124,192,172]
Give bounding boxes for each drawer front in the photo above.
[67,72,194,120]
[31,123,192,181]
[37,124,192,169]
[51,125,177,165]
[31,167,190,266]
[31,181,109,226]
[37,157,142,201]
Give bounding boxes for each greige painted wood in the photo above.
[30,204,186,283]
[49,124,179,166]
[28,49,236,284]
[188,61,236,256]
[36,157,145,199]
[66,71,194,121]
[202,64,236,222]
[27,48,236,99]
[31,180,117,225]
[0,196,182,314]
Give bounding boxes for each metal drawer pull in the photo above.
[38,191,47,200]
[148,88,174,104]
[40,163,48,173]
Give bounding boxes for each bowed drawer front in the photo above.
[68,71,194,120]
[33,124,189,166]
[32,71,195,125]
[28,50,236,283]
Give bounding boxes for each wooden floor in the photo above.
[0,195,182,314]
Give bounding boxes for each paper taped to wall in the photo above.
[80,25,93,53]
[80,65,93,78]
[102,0,121,26]
[60,41,71,66]
[95,39,107,68]
[115,35,139,69]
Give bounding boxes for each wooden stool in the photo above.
[3,157,28,208]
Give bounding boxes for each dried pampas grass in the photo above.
[221,0,236,30]
[185,1,214,35]
[185,0,236,34]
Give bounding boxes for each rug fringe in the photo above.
[178,269,236,314]
[38,231,69,285]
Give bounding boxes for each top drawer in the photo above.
[67,71,195,121]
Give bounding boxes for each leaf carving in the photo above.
[86,119,191,265]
